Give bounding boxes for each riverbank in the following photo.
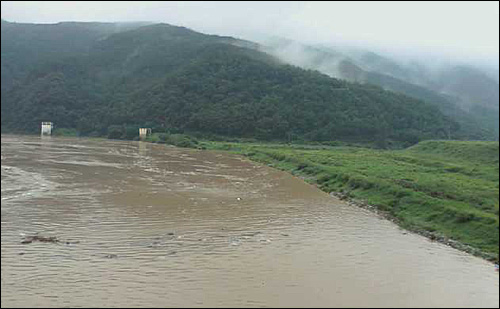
[3,133,498,262]
[3,134,498,307]
[199,140,499,262]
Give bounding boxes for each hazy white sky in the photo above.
[1,1,499,62]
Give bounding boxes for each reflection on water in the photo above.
[1,135,498,308]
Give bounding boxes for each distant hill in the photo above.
[260,38,499,140]
[1,21,462,145]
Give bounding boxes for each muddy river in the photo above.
[1,135,498,307]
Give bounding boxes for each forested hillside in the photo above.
[261,38,499,140]
[2,21,460,145]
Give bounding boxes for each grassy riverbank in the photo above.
[200,140,499,261]
[11,131,498,261]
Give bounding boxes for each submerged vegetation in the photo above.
[201,139,499,261]
[145,132,200,149]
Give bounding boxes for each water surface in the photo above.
[1,135,498,307]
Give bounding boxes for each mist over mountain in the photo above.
[1,20,496,145]
[258,36,499,140]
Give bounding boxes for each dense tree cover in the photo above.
[360,68,499,140]
[264,39,499,141]
[2,21,458,145]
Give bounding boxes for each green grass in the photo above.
[201,140,499,261]
[53,128,78,137]
[144,133,200,149]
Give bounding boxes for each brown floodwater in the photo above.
[1,134,498,308]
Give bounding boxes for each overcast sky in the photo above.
[1,1,499,64]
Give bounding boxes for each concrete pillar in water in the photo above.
[41,122,53,136]
[139,128,152,140]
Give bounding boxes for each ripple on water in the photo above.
[1,135,498,308]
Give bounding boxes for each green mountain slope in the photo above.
[2,21,457,144]
[261,38,499,140]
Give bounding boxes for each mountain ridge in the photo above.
[0,21,484,144]
[260,37,499,140]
